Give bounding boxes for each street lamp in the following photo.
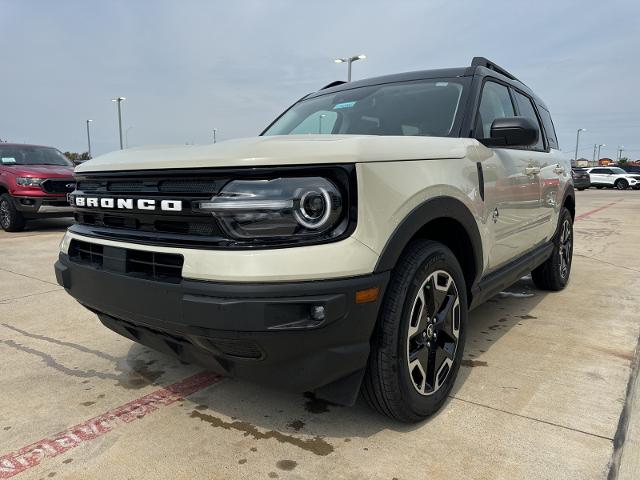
[212,128,217,144]
[85,119,93,157]
[125,126,134,148]
[573,128,585,165]
[597,143,606,163]
[318,114,326,134]
[111,97,126,150]
[618,145,625,161]
[334,54,366,82]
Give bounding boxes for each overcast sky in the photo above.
[2,0,639,160]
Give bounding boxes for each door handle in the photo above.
[554,165,564,175]
[525,167,540,175]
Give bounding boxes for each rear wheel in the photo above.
[615,179,628,190]
[531,207,573,291]
[363,240,467,422]
[0,194,26,232]
[596,186,604,189]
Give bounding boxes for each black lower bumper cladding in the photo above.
[55,252,389,404]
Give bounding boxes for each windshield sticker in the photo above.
[1,157,16,164]
[333,101,356,110]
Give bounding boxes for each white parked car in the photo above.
[586,167,640,190]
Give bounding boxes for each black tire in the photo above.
[0,194,26,232]
[531,207,573,291]
[577,188,586,191]
[362,240,467,422]
[614,179,628,190]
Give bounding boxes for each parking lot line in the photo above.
[0,372,222,479]
[575,200,621,221]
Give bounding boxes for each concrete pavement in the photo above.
[0,190,638,480]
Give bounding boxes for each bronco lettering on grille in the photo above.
[73,196,183,212]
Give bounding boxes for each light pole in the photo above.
[111,97,126,150]
[125,126,134,148]
[618,145,624,161]
[85,119,93,157]
[597,144,606,164]
[334,54,366,82]
[212,128,217,144]
[318,114,326,134]
[574,128,585,164]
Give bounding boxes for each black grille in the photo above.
[71,165,356,249]
[41,178,75,194]
[69,239,183,283]
[208,338,263,359]
[77,178,224,195]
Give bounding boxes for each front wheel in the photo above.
[532,207,573,291]
[615,179,629,190]
[363,240,467,422]
[0,194,26,232]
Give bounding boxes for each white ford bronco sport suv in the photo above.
[55,57,574,422]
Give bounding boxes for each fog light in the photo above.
[310,305,326,321]
[20,198,36,206]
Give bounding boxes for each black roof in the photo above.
[308,57,547,109]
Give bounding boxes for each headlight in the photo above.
[16,177,44,187]
[196,177,345,240]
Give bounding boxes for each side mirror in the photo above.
[481,116,539,148]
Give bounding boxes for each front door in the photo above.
[474,80,542,271]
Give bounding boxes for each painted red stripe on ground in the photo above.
[0,371,222,479]
[575,201,620,221]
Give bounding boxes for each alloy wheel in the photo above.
[559,218,573,279]
[406,270,460,396]
[0,200,10,229]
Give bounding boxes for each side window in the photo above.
[512,91,545,151]
[289,110,338,135]
[475,81,515,139]
[537,107,559,149]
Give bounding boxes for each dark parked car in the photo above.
[617,164,640,174]
[572,168,590,191]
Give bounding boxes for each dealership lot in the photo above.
[1,190,639,480]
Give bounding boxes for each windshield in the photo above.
[264,78,467,137]
[610,167,628,175]
[0,145,73,167]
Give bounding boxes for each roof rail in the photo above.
[471,57,517,81]
[319,80,347,90]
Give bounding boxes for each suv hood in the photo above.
[3,164,74,177]
[75,135,478,173]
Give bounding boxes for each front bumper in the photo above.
[55,253,389,403]
[12,196,72,217]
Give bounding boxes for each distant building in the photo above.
[574,157,589,167]
[598,157,614,166]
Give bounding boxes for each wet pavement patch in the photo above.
[189,410,334,456]
[276,460,297,471]
[303,392,339,414]
[461,360,488,367]
[287,419,305,432]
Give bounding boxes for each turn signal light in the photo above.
[355,287,380,304]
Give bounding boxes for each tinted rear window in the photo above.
[538,107,559,149]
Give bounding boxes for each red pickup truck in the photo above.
[0,144,75,232]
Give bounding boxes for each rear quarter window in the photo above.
[538,107,559,150]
